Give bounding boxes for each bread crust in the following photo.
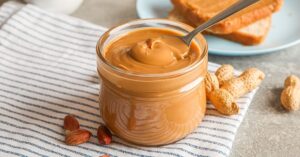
[171,0,282,34]
[206,22,271,45]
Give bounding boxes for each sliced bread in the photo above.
[168,9,272,45]
[171,0,281,34]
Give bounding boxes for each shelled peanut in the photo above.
[64,115,92,145]
[97,124,112,145]
[205,65,265,115]
[280,75,300,111]
[63,114,112,146]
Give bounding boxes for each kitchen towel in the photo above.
[0,1,257,157]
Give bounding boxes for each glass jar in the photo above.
[96,19,208,146]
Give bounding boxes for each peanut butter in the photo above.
[103,28,200,73]
[97,25,208,146]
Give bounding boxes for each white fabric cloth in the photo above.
[0,2,257,157]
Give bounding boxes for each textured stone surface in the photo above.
[73,1,300,156]
[2,0,299,156]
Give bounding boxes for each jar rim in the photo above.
[96,19,208,78]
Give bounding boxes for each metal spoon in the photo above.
[175,0,259,46]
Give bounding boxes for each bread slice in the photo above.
[212,17,271,45]
[171,0,282,34]
[168,9,271,45]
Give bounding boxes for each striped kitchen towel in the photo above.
[0,1,257,157]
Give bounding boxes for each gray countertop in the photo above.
[73,1,300,157]
[2,0,299,156]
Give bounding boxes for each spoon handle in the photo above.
[182,0,260,45]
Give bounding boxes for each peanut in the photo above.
[281,75,300,111]
[97,125,112,145]
[205,66,265,116]
[205,72,238,115]
[205,72,219,98]
[65,129,92,145]
[209,89,239,115]
[63,114,92,145]
[64,114,80,135]
[284,75,300,87]
[221,68,265,98]
[215,64,234,85]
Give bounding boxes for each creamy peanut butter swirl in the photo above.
[103,28,201,74]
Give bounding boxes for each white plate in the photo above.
[136,0,300,56]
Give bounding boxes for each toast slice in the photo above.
[171,0,281,34]
[168,9,271,45]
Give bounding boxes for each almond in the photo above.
[65,129,91,145]
[64,114,80,134]
[97,125,112,145]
